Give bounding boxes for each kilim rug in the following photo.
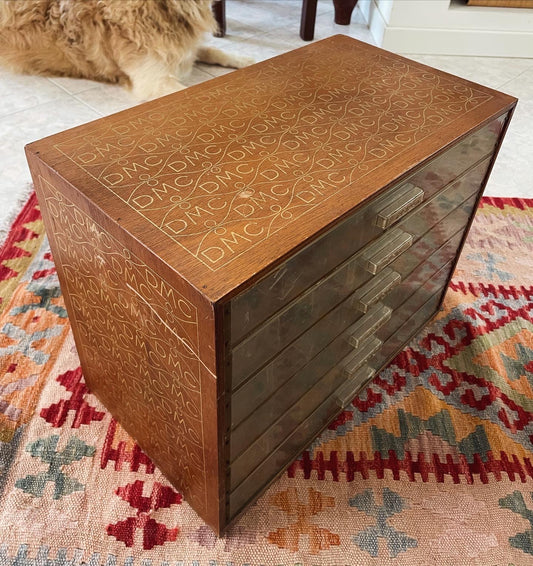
[0,193,532,566]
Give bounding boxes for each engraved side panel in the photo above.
[36,176,214,520]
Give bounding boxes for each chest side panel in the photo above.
[29,164,223,531]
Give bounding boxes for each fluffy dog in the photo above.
[0,0,251,99]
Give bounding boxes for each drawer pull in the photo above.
[336,365,375,408]
[352,268,401,313]
[346,303,392,348]
[362,228,413,275]
[375,183,425,229]
[342,336,382,377]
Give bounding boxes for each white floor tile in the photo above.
[195,62,235,79]
[0,96,101,223]
[223,0,304,40]
[484,99,533,198]
[72,83,139,116]
[181,65,219,87]
[0,69,71,119]
[499,67,533,101]
[407,54,533,91]
[48,75,105,95]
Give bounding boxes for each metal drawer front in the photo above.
[376,260,456,364]
[342,336,383,376]
[229,224,467,479]
[396,157,490,239]
[229,383,343,518]
[230,289,368,427]
[230,195,475,429]
[229,354,352,490]
[374,289,446,371]
[361,229,413,275]
[228,262,456,518]
[347,304,392,349]
[335,365,376,409]
[374,184,425,229]
[230,332,355,466]
[352,268,401,313]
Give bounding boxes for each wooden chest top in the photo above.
[26,35,515,301]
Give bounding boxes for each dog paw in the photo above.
[196,47,254,70]
[233,55,255,69]
[131,76,186,100]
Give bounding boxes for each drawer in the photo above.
[229,339,372,490]
[229,376,344,518]
[229,258,453,515]
[408,113,507,199]
[329,272,450,421]
[401,196,471,273]
[374,285,446,370]
[228,181,422,345]
[229,225,466,474]
[376,262,453,351]
[395,158,489,240]
[230,190,477,426]
[340,266,450,408]
[230,293,388,427]
[229,159,488,388]
[228,115,506,345]
[230,327,367,471]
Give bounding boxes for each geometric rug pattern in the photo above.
[0,193,532,564]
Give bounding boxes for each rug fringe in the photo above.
[0,184,35,246]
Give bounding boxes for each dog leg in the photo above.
[196,46,254,69]
[121,55,187,100]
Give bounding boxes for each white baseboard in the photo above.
[382,27,533,57]
[358,0,387,46]
[359,0,533,57]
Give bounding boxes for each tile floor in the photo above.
[0,0,532,240]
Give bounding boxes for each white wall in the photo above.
[359,0,533,57]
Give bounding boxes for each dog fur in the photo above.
[0,0,251,99]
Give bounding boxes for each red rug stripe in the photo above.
[448,281,533,299]
[479,196,533,210]
[287,450,533,484]
[0,192,40,283]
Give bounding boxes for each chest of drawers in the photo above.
[25,35,516,534]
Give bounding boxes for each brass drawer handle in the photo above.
[342,336,382,377]
[375,183,425,229]
[362,228,413,275]
[351,268,401,313]
[346,303,392,349]
[335,365,375,409]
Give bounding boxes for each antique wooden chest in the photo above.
[25,35,516,534]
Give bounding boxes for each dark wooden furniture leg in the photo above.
[333,0,358,25]
[300,0,318,41]
[213,0,226,37]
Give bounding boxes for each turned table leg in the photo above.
[300,0,318,41]
[333,0,358,25]
[213,0,226,37]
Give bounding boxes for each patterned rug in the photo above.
[0,192,532,565]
